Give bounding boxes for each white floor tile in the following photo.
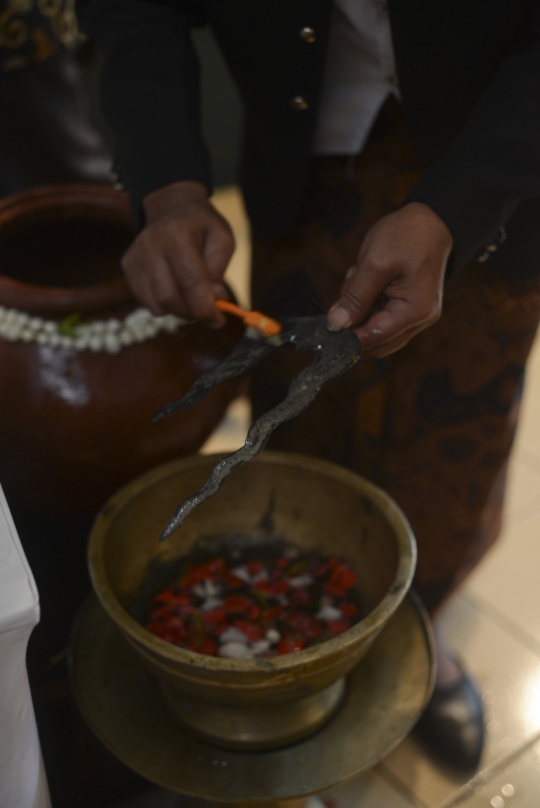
[466,506,540,646]
[382,597,540,808]
[439,736,540,807]
[514,339,540,458]
[212,186,251,309]
[200,396,251,455]
[504,457,540,516]
[321,769,421,808]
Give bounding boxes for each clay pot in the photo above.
[0,185,244,521]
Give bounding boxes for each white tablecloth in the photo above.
[0,485,51,808]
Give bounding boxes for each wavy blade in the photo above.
[153,334,276,421]
[159,325,361,540]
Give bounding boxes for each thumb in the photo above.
[327,263,390,331]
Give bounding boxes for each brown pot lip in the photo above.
[0,184,135,316]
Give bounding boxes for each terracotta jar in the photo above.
[0,185,244,521]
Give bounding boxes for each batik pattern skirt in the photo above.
[250,98,540,614]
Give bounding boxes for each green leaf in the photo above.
[286,559,307,576]
[58,312,82,337]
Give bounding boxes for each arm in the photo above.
[406,38,540,274]
[77,0,212,218]
[329,30,540,355]
[77,0,233,325]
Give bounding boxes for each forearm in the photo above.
[406,38,540,274]
[77,0,212,223]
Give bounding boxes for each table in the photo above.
[0,485,51,808]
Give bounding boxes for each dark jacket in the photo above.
[77,0,540,275]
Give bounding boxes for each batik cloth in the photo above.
[0,0,79,73]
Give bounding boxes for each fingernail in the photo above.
[345,266,355,280]
[327,306,351,332]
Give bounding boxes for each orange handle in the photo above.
[216,299,282,337]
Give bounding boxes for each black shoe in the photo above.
[414,663,485,770]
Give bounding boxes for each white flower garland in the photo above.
[0,305,187,353]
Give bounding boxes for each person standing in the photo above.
[0,0,111,194]
[77,0,540,770]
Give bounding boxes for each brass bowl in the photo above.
[88,451,416,752]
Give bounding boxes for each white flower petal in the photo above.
[218,642,253,660]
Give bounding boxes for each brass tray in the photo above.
[69,594,433,802]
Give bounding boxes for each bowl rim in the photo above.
[88,451,417,674]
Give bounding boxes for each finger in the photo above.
[204,224,235,303]
[145,261,190,317]
[121,242,186,317]
[211,280,231,300]
[165,232,225,327]
[327,261,391,331]
[353,297,435,353]
[356,323,420,359]
[203,222,235,281]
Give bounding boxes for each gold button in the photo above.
[299,26,316,44]
[291,96,309,111]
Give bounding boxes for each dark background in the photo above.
[81,28,244,189]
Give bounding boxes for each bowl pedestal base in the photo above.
[160,676,346,752]
[69,593,433,805]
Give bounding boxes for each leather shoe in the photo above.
[414,663,485,770]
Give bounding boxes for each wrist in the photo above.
[404,202,454,251]
[143,180,209,221]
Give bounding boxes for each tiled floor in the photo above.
[115,188,540,807]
